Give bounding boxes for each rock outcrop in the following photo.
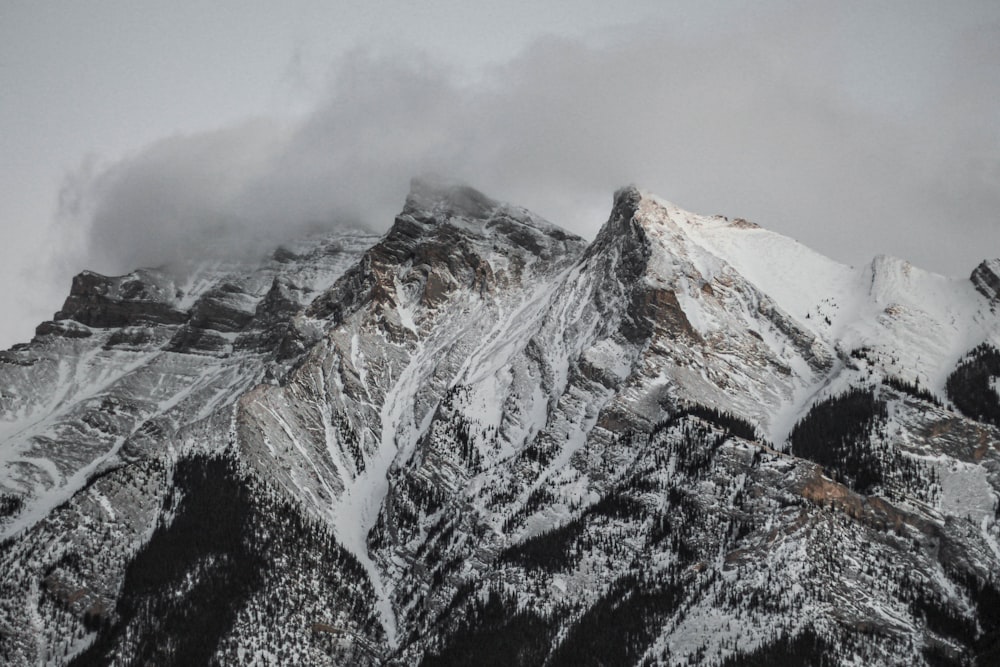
[972,258,1000,303]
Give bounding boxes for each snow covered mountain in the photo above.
[1,179,999,666]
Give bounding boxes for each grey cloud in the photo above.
[60,5,1000,279]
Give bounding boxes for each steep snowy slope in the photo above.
[1,180,999,667]
[234,179,587,647]
[0,231,376,539]
[644,195,998,431]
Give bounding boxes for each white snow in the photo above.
[646,194,856,332]
[936,458,996,523]
[325,341,444,648]
[635,193,996,438]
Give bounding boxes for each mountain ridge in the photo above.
[1,181,999,666]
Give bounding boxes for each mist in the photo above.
[55,5,1000,290]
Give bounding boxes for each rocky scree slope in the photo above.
[1,180,999,666]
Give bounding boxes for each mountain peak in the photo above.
[611,184,642,219]
[403,176,499,220]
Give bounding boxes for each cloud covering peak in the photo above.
[58,7,1000,283]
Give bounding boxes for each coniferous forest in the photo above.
[947,344,1000,428]
[67,454,381,667]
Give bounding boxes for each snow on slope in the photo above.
[233,184,588,645]
[0,229,376,541]
[641,193,998,430]
[649,196,856,331]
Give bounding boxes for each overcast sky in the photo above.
[1,1,998,349]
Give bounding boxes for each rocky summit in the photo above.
[2,179,1000,666]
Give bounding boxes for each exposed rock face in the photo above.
[2,181,1000,666]
[972,258,1000,303]
[52,270,187,329]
